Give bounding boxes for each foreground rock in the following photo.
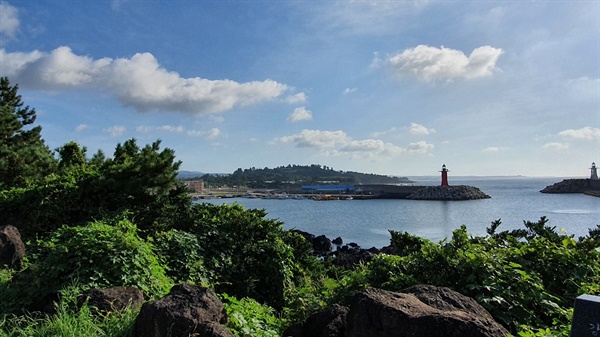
[134,284,233,337]
[407,185,490,201]
[80,287,144,313]
[285,286,508,337]
[0,225,25,270]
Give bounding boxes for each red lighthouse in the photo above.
[441,164,449,187]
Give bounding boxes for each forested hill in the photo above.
[191,164,412,188]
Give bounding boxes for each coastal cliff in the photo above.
[406,185,491,201]
[540,179,600,197]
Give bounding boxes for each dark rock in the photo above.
[332,249,374,269]
[407,185,490,201]
[291,229,316,242]
[313,235,333,255]
[283,304,349,337]
[400,284,494,319]
[80,287,144,313]
[332,237,343,245]
[134,284,232,337]
[346,287,508,337]
[0,225,25,270]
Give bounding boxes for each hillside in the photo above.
[188,164,412,188]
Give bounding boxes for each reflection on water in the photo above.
[198,178,600,248]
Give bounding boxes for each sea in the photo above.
[195,177,600,249]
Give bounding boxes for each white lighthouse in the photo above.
[590,162,598,180]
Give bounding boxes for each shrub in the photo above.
[221,293,283,337]
[7,217,171,313]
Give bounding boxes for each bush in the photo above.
[332,218,599,333]
[5,217,171,313]
[221,293,283,337]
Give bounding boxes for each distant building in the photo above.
[185,180,204,193]
[441,164,449,187]
[301,185,355,193]
[591,162,598,180]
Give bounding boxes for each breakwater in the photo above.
[540,179,600,197]
[357,184,490,200]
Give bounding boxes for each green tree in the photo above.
[0,77,57,189]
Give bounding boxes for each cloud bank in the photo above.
[387,45,503,82]
[277,129,434,159]
[0,46,290,115]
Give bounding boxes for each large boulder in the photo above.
[80,286,144,313]
[134,284,233,337]
[0,225,25,270]
[346,287,508,337]
[313,235,333,256]
[283,304,349,337]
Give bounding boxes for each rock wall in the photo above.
[406,185,491,201]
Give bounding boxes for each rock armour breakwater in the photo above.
[540,179,600,197]
[406,185,491,201]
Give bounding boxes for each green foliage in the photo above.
[5,217,171,313]
[152,229,208,284]
[0,286,137,337]
[221,293,283,337]
[334,218,599,333]
[0,77,57,189]
[184,203,295,309]
[0,138,186,240]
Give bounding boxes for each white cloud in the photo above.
[104,125,126,137]
[0,2,19,39]
[74,124,88,132]
[285,92,307,104]
[278,129,350,148]
[407,141,434,154]
[558,127,600,140]
[409,122,435,136]
[277,129,434,159]
[387,45,503,82]
[340,139,405,158]
[343,87,357,95]
[136,125,184,133]
[542,142,569,150]
[157,125,184,133]
[0,46,289,115]
[482,146,508,153]
[187,128,220,139]
[287,107,313,122]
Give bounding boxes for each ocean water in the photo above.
[196,177,600,249]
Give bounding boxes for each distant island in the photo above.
[180,164,412,189]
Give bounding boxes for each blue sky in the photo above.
[0,1,598,177]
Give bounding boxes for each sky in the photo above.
[0,0,599,177]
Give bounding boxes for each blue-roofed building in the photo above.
[301,185,355,193]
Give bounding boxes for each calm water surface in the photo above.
[197,178,600,248]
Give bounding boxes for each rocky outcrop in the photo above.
[286,286,508,337]
[407,185,490,201]
[80,286,144,313]
[346,287,508,337]
[0,225,25,270]
[134,284,233,337]
[284,304,349,337]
